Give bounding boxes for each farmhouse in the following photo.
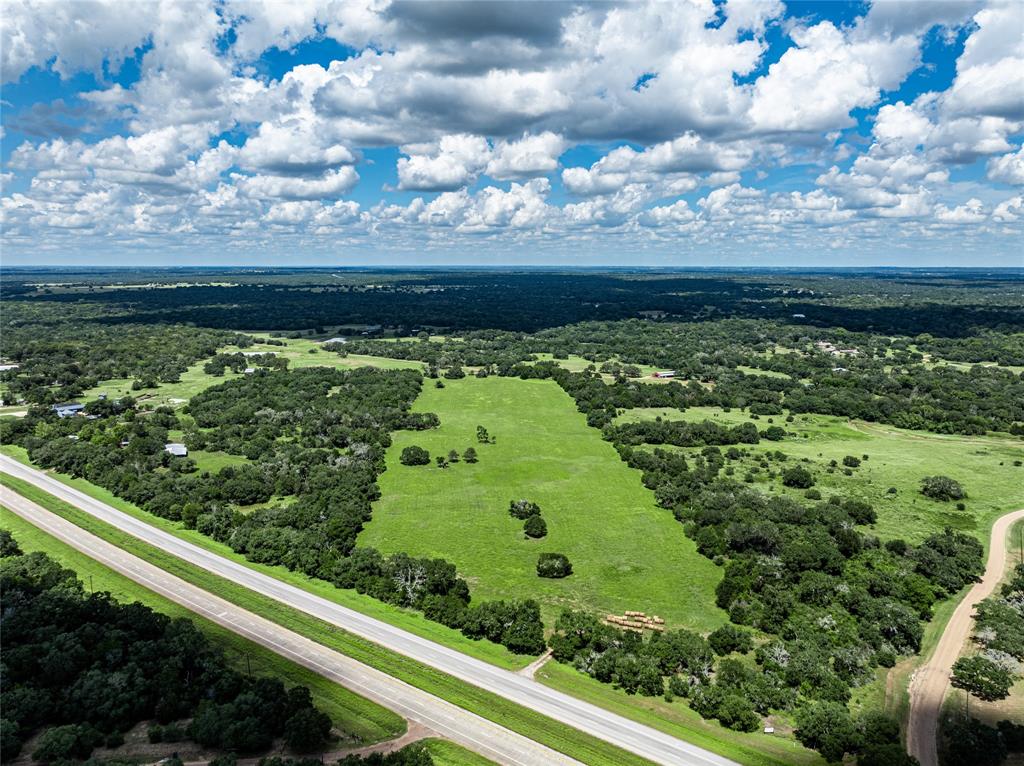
[652,370,676,379]
[164,443,188,457]
[52,402,85,418]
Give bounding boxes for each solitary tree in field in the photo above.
[399,445,430,466]
[463,447,478,463]
[476,425,491,443]
[447,449,460,463]
[524,515,547,539]
[921,475,966,502]
[537,552,572,578]
[951,655,1013,713]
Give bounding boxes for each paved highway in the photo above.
[0,454,736,766]
[1,485,580,766]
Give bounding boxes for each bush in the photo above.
[462,447,478,463]
[509,499,541,520]
[33,725,101,763]
[1,719,22,762]
[782,465,814,489]
[708,624,754,656]
[920,475,966,501]
[283,708,332,751]
[399,446,430,466]
[842,455,861,468]
[537,553,572,578]
[523,515,547,539]
[716,694,760,732]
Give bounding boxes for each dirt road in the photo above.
[905,508,1024,766]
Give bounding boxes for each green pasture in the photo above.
[0,474,659,766]
[241,334,425,371]
[363,376,726,632]
[189,449,252,473]
[78,358,245,409]
[614,406,1024,547]
[0,444,525,670]
[75,337,423,410]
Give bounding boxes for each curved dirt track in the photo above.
[905,508,1024,766]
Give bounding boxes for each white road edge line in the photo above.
[0,454,738,766]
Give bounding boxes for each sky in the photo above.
[1,0,1022,267]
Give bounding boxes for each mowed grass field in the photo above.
[362,376,726,632]
[615,406,1024,547]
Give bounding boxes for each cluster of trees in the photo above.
[203,352,289,375]
[949,561,1024,717]
[3,368,544,657]
[400,445,479,468]
[605,419,760,448]
[0,536,332,762]
[0,311,246,406]
[942,718,1024,766]
[509,499,547,539]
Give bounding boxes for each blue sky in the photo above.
[1,0,1022,266]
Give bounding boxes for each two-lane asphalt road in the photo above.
[0,454,736,766]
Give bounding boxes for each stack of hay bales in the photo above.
[604,611,666,633]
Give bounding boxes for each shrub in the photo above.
[537,553,572,578]
[283,708,332,751]
[509,499,541,519]
[921,475,966,501]
[523,515,547,539]
[462,447,478,463]
[716,694,760,732]
[782,465,814,488]
[708,624,754,656]
[33,725,101,763]
[842,455,861,468]
[399,446,430,466]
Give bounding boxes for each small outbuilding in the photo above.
[164,443,188,457]
[52,402,85,418]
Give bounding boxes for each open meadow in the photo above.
[614,405,1024,546]
[362,376,726,632]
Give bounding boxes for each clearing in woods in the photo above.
[613,406,1024,547]
[363,376,725,632]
